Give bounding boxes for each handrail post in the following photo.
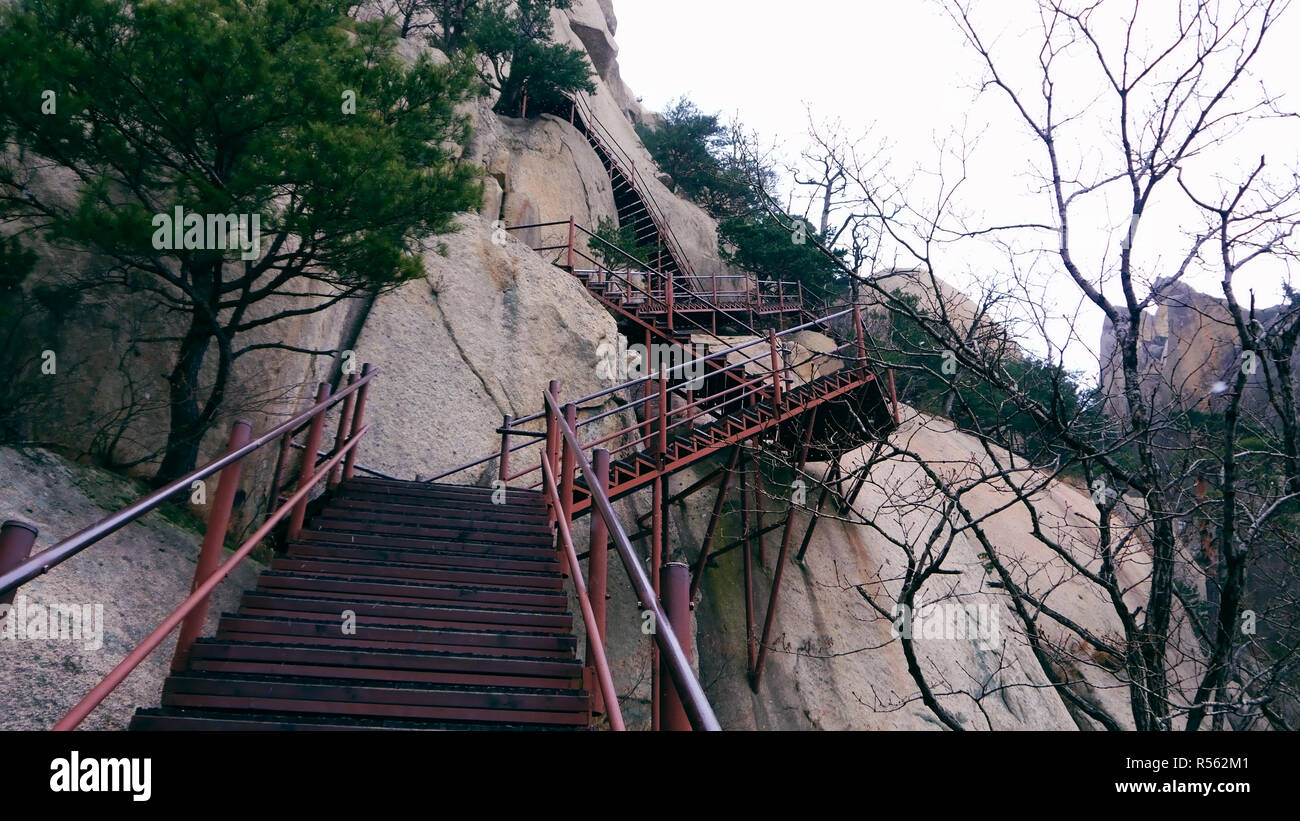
[544,381,560,526]
[171,419,252,671]
[499,413,513,482]
[547,381,562,469]
[559,403,578,574]
[659,562,693,731]
[666,268,674,333]
[327,373,358,490]
[657,370,669,457]
[651,369,670,731]
[544,406,557,527]
[288,383,331,542]
[587,448,611,715]
[567,216,576,271]
[0,521,38,607]
[768,329,783,414]
[342,363,373,481]
[269,420,295,512]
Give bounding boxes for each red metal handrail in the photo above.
[420,302,860,489]
[427,307,875,488]
[538,450,625,730]
[0,367,379,596]
[54,425,371,730]
[426,306,846,481]
[514,220,771,338]
[543,389,720,730]
[520,313,881,494]
[19,367,381,729]
[516,219,810,333]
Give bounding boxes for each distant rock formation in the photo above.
[1099,277,1291,419]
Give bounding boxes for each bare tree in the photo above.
[752,0,1300,730]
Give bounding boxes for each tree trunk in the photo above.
[154,311,213,486]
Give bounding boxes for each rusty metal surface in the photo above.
[544,390,722,730]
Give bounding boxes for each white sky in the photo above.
[613,0,1300,379]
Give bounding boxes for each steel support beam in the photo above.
[738,444,755,671]
[634,461,729,529]
[795,482,833,563]
[750,410,818,690]
[658,562,692,731]
[287,383,330,542]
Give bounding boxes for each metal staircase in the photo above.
[131,482,591,730]
[0,92,898,733]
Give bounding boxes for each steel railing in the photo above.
[564,93,848,320]
[0,366,381,730]
[569,93,698,283]
[428,306,894,494]
[541,389,720,730]
[513,217,822,334]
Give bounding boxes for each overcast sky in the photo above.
[614,0,1300,378]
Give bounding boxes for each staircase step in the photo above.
[256,571,569,611]
[269,556,563,591]
[238,592,573,633]
[338,483,542,509]
[342,479,544,506]
[160,672,589,726]
[329,496,549,526]
[314,509,551,538]
[130,706,581,731]
[295,529,556,560]
[214,613,577,657]
[285,542,559,574]
[186,639,582,688]
[307,518,554,548]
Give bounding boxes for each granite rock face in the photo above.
[0,447,263,730]
[1098,277,1271,419]
[353,215,620,483]
[689,409,1136,730]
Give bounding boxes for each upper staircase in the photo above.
[521,94,823,338]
